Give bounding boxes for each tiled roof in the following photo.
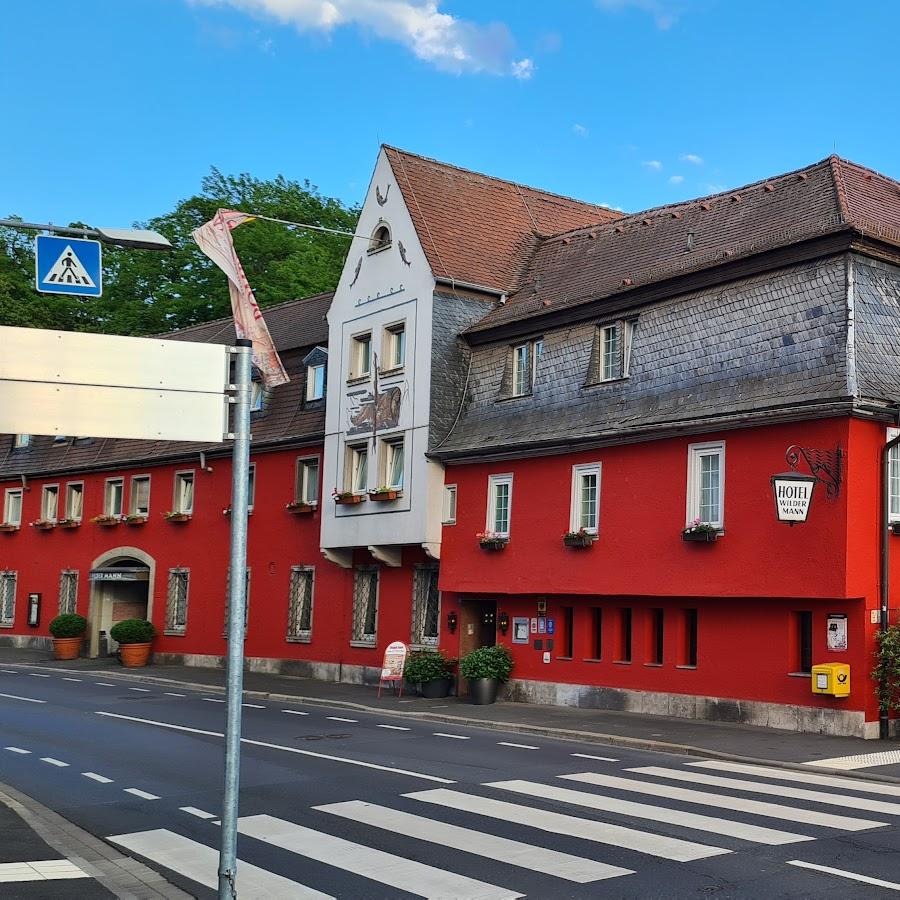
[466,155,898,336]
[384,146,621,294]
[0,292,333,480]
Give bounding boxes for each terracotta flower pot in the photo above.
[52,636,83,661]
[119,642,152,667]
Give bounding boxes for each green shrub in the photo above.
[404,650,456,684]
[48,614,87,638]
[110,619,156,645]
[873,623,900,713]
[459,645,514,682]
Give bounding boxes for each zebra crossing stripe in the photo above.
[559,772,885,831]
[690,760,900,797]
[629,766,900,817]
[488,779,811,846]
[238,814,522,900]
[316,800,630,883]
[406,788,728,861]
[108,829,332,899]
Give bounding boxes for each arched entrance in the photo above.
[87,547,156,658]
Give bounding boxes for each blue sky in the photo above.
[2,1,898,227]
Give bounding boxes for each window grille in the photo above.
[223,567,250,634]
[166,569,189,633]
[287,567,314,640]
[351,567,378,644]
[0,571,16,626]
[58,570,78,615]
[411,565,440,647]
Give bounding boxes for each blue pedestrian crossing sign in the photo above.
[35,235,102,297]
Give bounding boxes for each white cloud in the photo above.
[642,159,662,171]
[669,174,684,184]
[572,123,588,137]
[595,0,680,30]
[680,153,703,165]
[191,0,530,76]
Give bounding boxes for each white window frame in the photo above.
[382,438,404,491]
[686,441,725,529]
[3,489,23,527]
[295,456,320,506]
[0,571,16,626]
[346,443,369,494]
[250,380,264,412]
[623,320,636,376]
[104,478,124,518]
[442,485,457,525]
[130,475,151,517]
[305,364,325,401]
[350,332,372,380]
[383,321,406,371]
[165,568,190,634]
[889,428,900,524]
[247,463,256,511]
[41,484,59,523]
[173,470,195,515]
[570,463,602,534]
[287,565,315,642]
[65,482,84,521]
[512,343,531,397]
[599,324,621,382]
[58,569,78,615]
[486,474,513,537]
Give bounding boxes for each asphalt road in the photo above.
[2,667,900,899]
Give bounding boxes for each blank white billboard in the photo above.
[0,326,229,443]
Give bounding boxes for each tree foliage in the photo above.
[0,168,359,335]
[873,623,900,713]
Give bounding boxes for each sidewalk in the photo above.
[4,646,900,781]
[0,780,189,899]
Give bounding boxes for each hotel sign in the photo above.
[89,568,150,582]
[771,472,817,523]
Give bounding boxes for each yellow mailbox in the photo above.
[811,663,850,698]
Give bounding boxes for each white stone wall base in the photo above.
[0,634,52,651]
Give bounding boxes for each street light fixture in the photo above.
[0,219,172,251]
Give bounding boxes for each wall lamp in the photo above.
[498,612,510,635]
[446,611,458,634]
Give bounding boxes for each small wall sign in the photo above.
[530,618,538,634]
[512,617,529,644]
[827,613,848,651]
[536,600,547,614]
[537,617,546,634]
[771,472,816,523]
[546,618,555,635]
[27,593,40,627]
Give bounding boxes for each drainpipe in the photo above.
[880,407,900,740]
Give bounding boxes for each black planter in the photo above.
[682,529,718,543]
[420,677,452,699]
[470,677,500,705]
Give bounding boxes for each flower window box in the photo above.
[124,515,147,526]
[91,515,121,527]
[890,522,900,537]
[163,512,192,523]
[477,532,508,551]
[286,501,316,515]
[368,489,400,502]
[0,523,19,533]
[32,520,57,531]
[563,530,594,548]
[682,522,720,542]
[334,492,366,506]
[57,519,80,529]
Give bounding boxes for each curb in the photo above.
[8,660,900,787]
[0,780,191,900]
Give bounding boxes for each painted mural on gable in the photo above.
[347,385,403,436]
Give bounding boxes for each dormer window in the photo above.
[250,380,264,412]
[306,364,325,401]
[13,435,30,449]
[586,319,637,385]
[368,222,392,254]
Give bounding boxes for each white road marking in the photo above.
[109,829,332,899]
[487,780,811,845]
[376,724,410,731]
[202,698,225,703]
[631,765,900,817]
[129,687,151,693]
[433,732,469,740]
[325,716,357,723]
[28,673,50,678]
[242,703,266,709]
[95,682,114,687]
[571,753,619,762]
[802,749,900,771]
[691,760,900,797]
[94,711,454,783]
[0,670,17,674]
[318,799,631,883]
[40,757,69,767]
[409,788,729,861]
[180,806,217,820]
[4,747,30,754]
[238,813,522,899]
[61,677,82,682]
[164,692,186,697]
[0,693,46,704]
[282,709,309,715]
[787,859,900,891]
[0,859,90,883]
[124,788,159,800]
[560,772,884,831]
[82,772,113,784]
[497,742,539,750]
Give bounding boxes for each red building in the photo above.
[2,149,900,737]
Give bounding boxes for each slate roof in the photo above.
[0,292,333,480]
[466,156,900,336]
[384,146,621,295]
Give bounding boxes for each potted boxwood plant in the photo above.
[110,618,156,668]
[48,613,87,660]
[459,644,513,705]
[404,650,457,698]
